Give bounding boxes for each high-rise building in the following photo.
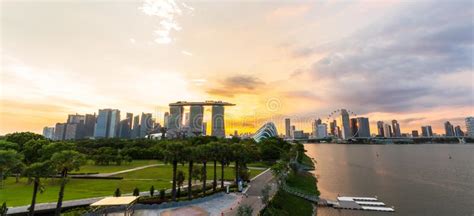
[444,121,455,137]
[316,123,328,138]
[189,105,204,135]
[54,123,67,141]
[454,126,464,137]
[421,125,433,137]
[285,118,291,138]
[94,109,121,138]
[168,105,184,137]
[67,114,85,124]
[377,121,385,137]
[391,120,401,137]
[42,127,55,139]
[350,118,358,137]
[465,117,474,137]
[84,114,96,138]
[339,109,351,140]
[119,113,133,139]
[211,105,225,138]
[312,119,321,138]
[202,122,207,136]
[383,124,392,138]
[330,120,337,137]
[64,123,80,140]
[140,113,153,138]
[412,130,419,137]
[291,125,296,138]
[131,115,140,138]
[163,112,170,128]
[356,117,370,137]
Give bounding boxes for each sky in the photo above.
[1,0,473,136]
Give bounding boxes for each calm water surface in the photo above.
[304,144,474,216]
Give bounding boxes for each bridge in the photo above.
[289,136,472,144]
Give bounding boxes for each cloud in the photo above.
[301,1,473,114]
[139,0,192,44]
[267,4,311,20]
[284,90,322,101]
[206,75,265,97]
[181,50,193,56]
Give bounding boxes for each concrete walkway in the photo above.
[223,169,277,216]
[91,164,165,177]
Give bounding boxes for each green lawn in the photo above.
[71,160,159,174]
[300,153,315,168]
[262,190,314,216]
[115,164,264,180]
[286,172,319,196]
[1,162,265,207]
[0,177,168,207]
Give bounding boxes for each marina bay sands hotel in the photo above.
[167,101,235,138]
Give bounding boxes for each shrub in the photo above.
[149,185,155,197]
[133,187,140,196]
[114,188,121,197]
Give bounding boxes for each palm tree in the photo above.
[51,150,86,216]
[231,143,244,186]
[24,161,54,216]
[161,141,186,201]
[176,170,185,198]
[196,144,211,195]
[218,143,231,189]
[208,142,220,191]
[185,144,196,200]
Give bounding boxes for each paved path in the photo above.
[91,164,165,177]
[223,168,277,216]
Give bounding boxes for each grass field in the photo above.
[286,172,319,196]
[0,160,266,207]
[262,190,314,215]
[70,160,159,174]
[115,164,264,180]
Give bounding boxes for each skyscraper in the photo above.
[383,124,392,138]
[444,121,455,136]
[140,113,153,138]
[202,122,207,136]
[350,118,358,137]
[64,123,80,140]
[94,109,121,138]
[339,109,351,139]
[168,105,184,137]
[189,105,204,135]
[84,114,96,138]
[356,117,370,138]
[316,123,328,138]
[285,118,291,138]
[211,105,225,138]
[465,117,474,137]
[421,125,433,137]
[163,112,170,128]
[391,120,401,137]
[119,113,133,139]
[330,120,337,137]
[131,115,140,138]
[454,126,464,137]
[54,123,67,141]
[42,127,55,139]
[377,121,385,137]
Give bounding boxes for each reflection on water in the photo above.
[305,144,474,216]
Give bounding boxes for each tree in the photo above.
[149,185,155,197]
[237,204,253,216]
[21,139,50,165]
[0,202,7,216]
[176,170,185,198]
[4,132,44,150]
[196,144,212,195]
[161,141,187,201]
[0,150,23,188]
[159,189,166,200]
[192,166,201,184]
[133,188,140,196]
[184,144,196,200]
[271,161,288,187]
[24,161,54,216]
[217,143,231,189]
[0,140,19,151]
[208,142,220,191]
[51,150,86,216]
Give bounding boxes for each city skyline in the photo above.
[1,0,473,135]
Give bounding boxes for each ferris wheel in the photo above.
[324,109,358,138]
